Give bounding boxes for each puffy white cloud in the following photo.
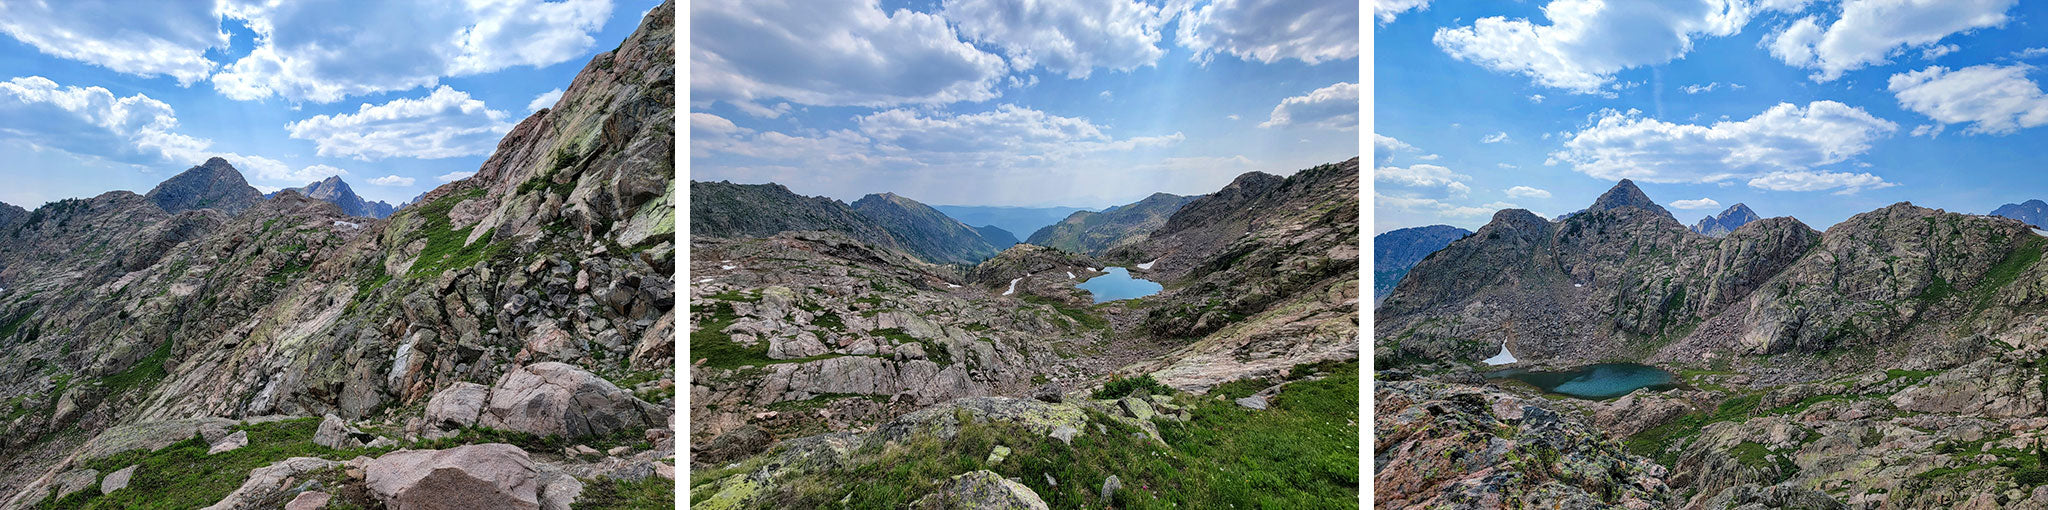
[1434,0,1795,94]
[1765,0,2015,82]
[1377,164,1471,197]
[692,0,1007,111]
[284,86,515,161]
[1529,94,1547,103]
[1887,64,2048,135]
[1748,170,1894,194]
[694,105,1180,170]
[1505,186,1552,199]
[0,76,333,185]
[213,0,612,103]
[1921,44,1959,60]
[0,2,225,85]
[1376,0,1433,25]
[1417,154,1441,160]
[1481,131,1510,143]
[368,175,415,186]
[2016,47,2048,59]
[1547,101,1898,192]
[436,171,477,182]
[1670,197,1722,209]
[1374,133,1417,166]
[527,88,565,112]
[1377,193,1514,218]
[1259,82,1358,130]
[1178,0,1359,65]
[943,0,1169,79]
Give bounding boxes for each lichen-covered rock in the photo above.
[365,444,541,510]
[315,414,363,449]
[425,382,490,429]
[1375,379,1669,509]
[201,457,339,510]
[480,362,662,438]
[1890,357,2045,418]
[100,464,137,494]
[909,470,1048,510]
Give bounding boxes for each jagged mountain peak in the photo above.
[1588,179,1670,217]
[144,158,264,215]
[1690,202,1761,237]
[1991,198,2048,229]
[276,176,395,219]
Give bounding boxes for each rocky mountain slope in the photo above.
[142,158,265,215]
[691,157,1362,508]
[1026,192,1197,257]
[931,205,1088,244]
[2,2,675,508]
[1372,225,1470,301]
[0,202,24,232]
[273,176,397,218]
[972,224,1020,247]
[1690,202,1761,237]
[851,192,1002,265]
[1992,199,2048,229]
[1377,178,2048,508]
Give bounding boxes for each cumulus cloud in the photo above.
[527,88,565,112]
[213,0,612,103]
[1435,0,1792,94]
[0,2,225,85]
[1481,131,1509,143]
[1178,0,1359,65]
[2016,47,2048,59]
[1374,133,1417,166]
[1505,186,1552,199]
[0,76,333,184]
[692,0,1006,111]
[1921,44,1959,60]
[1547,101,1898,193]
[1259,82,1358,130]
[436,171,476,182]
[1887,64,2048,135]
[1377,193,1514,218]
[284,86,515,161]
[368,175,415,186]
[1670,198,1722,209]
[943,0,1169,79]
[1765,0,2015,82]
[693,106,1181,170]
[1748,170,1894,194]
[1376,0,1433,25]
[1377,164,1471,196]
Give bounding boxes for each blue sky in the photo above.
[1375,0,2048,234]
[0,0,662,209]
[689,0,1361,209]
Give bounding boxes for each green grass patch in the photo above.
[691,302,843,369]
[1020,295,1109,331]
[577,475,675,509]
[1625,393,1761,467]
[37,418,382,509]
[873,328,952,366]
[99,340,173,395]
[0,303,39,339]
[1094,374,1174,400]
[404,189,508,278]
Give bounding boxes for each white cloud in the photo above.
[693,105,1181,170]
[1177,0,1359,65]
[1374,133,1417,166]
[1682,82,1725,94]
[1226,114,1240,120]
[1748,170,1895,194]
[1505,185,1551,199]
[1434,0,1793,94]
[1480,131,1509,143]
[1498,163,1518,169]
[692,0,1007,111]
[436,171,477,182]
[1377,164,1471,197]
[1909,123,1945,138]
[1377,193,1513,218]
[1529,94,1546,103]
[1547,101,1898,193]
[1765,0,2015,82]
[1100,90,1114,99]
[1887,64,2048,135]
[368,175,415,186]
[1670,197,1722,209]
[213,0,612,103]
[1376,0,1433,25]
[1417,154,1442,160]
[0,2,225,85]
[1921,44,1959,60]
[2016,47,2048,59]
[527,88,565,112]
[284,86,515,161]
[0,76,335,185]
[943,0,1169,79]
[1259,82,1358,130]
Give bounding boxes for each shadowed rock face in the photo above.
[852,192,1001,265]
[1025,192,1198,257]
[143,157,264,215]
[1373,224,1471,300]
[1691,203,1760,237]
[277,176,397,218]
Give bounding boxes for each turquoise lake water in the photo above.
[1075,267,1162,303]
[1489,363,1678,399]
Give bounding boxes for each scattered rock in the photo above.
[208,430,248,454]
[315,414,363,449]
[1235,395,1268,410]
[908,470,1048,510]
[100,465,137,494]
[1100,475,1121,502]
[1030,383,1063,403]
[52,469,97,500]
[366,444,542,510]
[285,491,332,510]
[425,382,491,428]
[479,362,663,438]
[1049,426,1078,445]
[200,457,339,510]
[1117,397,1155,421]
[986,445,1011,465]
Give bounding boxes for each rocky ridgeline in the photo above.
[0,1,676,507]
[1025,192,1197,256]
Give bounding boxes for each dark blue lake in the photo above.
[1489,363,1678,399]
[1075,267,1162,303]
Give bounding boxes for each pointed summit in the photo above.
[1690,202,1761,237]
[1583,179,1674,221]
[276,176,396,219]
[144,158,263,215]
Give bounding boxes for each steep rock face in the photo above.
[1991,199,2048,229]
[1378,181,1825,364]
[1372,224,1470,300]
[1691,203,1760,237]
[851,192,1001,265]
[143,157,264,215]
[1025,192,1196,257]
[690,181,901,252]
[0,2,676,500]
[0,201,25,231]
[276,176,397,218]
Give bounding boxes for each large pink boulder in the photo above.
[365,443,541,510]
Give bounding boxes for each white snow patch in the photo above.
[1003,277,1021,296]
[1136,259,1158,270]
[946,284,961,288]
[1066,271,1075,279]
[1574,283,1583,288]
[1087,267,1097,272]
[2034,228,2048,237]
[1483,341,1518,365]
[333,220,361,229]
[699,277,715,283]
[721,265,737,270]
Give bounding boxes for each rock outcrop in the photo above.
[479,362,664,438]
[366,444,541,510]
[909,470,1050,510]
[143,157,265,215]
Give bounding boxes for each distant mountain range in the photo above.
[1372,225,1470,301]
[1026,192,1200,256]
[930,205,1089,243]
[1688,203,1759,237]
[690,181,1009,265]
[1992,199,2048,229]
[269,176,397,218]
